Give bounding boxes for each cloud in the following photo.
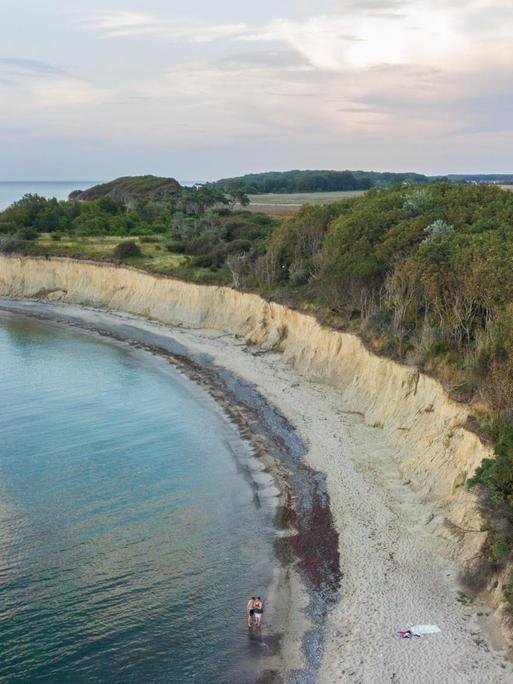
[82,12,247,42]
[80,4,499,72]
[0,57,65,77]
[29,78,107,107]
[0,55,105,108]
[337,0,409,8]
[5,2,513,176]
[217,49,310,71]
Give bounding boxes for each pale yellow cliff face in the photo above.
[0,255,490,561]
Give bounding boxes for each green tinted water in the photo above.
[0,314,278,683]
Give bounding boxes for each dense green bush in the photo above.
[113,241,142,259]
[0,236,23,253]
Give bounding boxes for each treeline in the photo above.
[0,185,249,240]
[232,182,513,595]
[210,169,429,194]
[0,194,171,238]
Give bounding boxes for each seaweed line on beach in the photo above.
[0,301,341,684]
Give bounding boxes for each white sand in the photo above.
[5,302,513,683]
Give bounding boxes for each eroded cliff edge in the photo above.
[0,255,499,604]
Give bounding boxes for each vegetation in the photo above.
[113,240,142,259]
[5,178,513,603]
[210,169,429,194]
[0,188,274,283]
[69,175,182,202]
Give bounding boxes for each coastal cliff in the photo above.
[0,254,495,589]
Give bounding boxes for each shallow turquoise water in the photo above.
[0,314,278,683]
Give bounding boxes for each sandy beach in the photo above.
[2,298,512,683]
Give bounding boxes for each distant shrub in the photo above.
[16,226,38,240]
[189,248,225,269]
[140,236,160,243]
[113,241,142,259]
[225,238,252,254]
[165,240,187,253]
[402,188,429,215]
[0,236,23,253]
[423,219,454,241]
[191,252,216,268]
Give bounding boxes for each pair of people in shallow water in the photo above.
[247,596,264,627]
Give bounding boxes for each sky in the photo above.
[1,0,513,180]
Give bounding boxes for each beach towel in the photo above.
[410,624,441,635]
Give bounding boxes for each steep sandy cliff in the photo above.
[0,255,491,565]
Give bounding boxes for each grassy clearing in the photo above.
[248,190,366,215]
[28,234,238,283]
[29,234,187,275]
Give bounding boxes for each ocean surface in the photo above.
[0,313,279,683]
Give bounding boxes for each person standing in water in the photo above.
[247,597,256,627]
[253,597,264,627]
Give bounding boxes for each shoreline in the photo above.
[0,300,340,683]
[1,276,512,680]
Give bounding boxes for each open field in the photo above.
[248,190,366,215]
[30,235,185,275]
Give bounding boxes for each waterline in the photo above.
[0,313,280,683]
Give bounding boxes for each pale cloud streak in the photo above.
[82,12,247,42]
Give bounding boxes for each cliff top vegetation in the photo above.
[69,175,183,203]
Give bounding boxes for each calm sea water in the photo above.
[0,314,278,683]
[0,182,98,210]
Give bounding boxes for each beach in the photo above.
[2,297,511,683]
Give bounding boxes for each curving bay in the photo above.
[0,313,279,683]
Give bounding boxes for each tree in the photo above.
[226,189,250,209]
[226,253,247,289]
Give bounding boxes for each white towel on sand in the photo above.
[410,624,441,635]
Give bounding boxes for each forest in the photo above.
[210,169,429,194]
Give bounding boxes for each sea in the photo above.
[0,182,98,211]
[0,313,279,683]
